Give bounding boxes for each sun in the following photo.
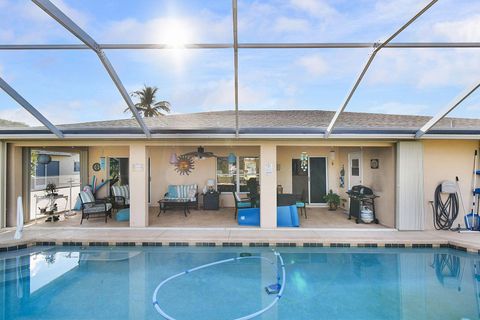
[159,19,194,48]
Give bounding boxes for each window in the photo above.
[73,161,80,172]
[239,157,259,192]
[217,157,237,192]
[351,159,360,176]
[216,156,259,193]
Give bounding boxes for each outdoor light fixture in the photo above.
[329,150,336,165]
[228,153,236,164]
[300,152,308,172]
[169,153,178,164]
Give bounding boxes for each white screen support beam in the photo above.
[32,0,151,138]
[2,43,480,50]
[324,0,438,138]
[0,77,64,138]
[232,0,239,137]
[415,81,480,138]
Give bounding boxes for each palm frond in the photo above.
[125,85,171,118]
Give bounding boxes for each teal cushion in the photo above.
[238,202,252,208]
[168,185,177,198]
[116,208,130,221]
[296,202,305,208]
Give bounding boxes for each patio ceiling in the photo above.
[0,0,479,139]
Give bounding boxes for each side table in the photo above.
[203,192,220,210]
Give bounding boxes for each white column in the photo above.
[396,141,424,230]
[129,143,148,227]
[260,143,277,228]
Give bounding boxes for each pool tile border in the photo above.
[0,240,479,253]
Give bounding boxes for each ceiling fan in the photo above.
[182,146,216,159]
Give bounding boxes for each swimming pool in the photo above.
[1,246,479,319]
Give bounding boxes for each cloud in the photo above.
[289,0,339,19]
[274,17,309,33]
[363,101,429,116]
[296,54,329,76]
[365,49,480,88]
[432,15,480,42]
[100,12,231,43]
[52,0,90,28]
[0,108,38,126]
[0,0,90,44]
[177,78,276,111]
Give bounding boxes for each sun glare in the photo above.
[159,19,193,48]
[155,18,195,73]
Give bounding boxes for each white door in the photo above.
[348,152,362,189]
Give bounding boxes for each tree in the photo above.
[124,85,171,117]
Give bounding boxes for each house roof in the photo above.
[1,110,480,138]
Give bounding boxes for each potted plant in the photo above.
[324,190,340,211]
[45,183,57,196]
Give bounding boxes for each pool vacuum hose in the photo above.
[152,250,286,320]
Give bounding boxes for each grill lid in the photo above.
[348,185,374,196]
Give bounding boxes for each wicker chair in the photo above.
[79,189,112,224]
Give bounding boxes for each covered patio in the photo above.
[11,139,395,230]
[29,206,386,229]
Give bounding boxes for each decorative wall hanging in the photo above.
[339,165,345,188]
[174,155,195,175]
[370,159,379,169]
[228,153,236,164]
[92,163,101,172]
[37,154,52,165]
[300,152,309,172]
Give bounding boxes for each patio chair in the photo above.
[295,190,307,219]
[233,192,252,219]
[111,184,130,210]
[79,189,112,224]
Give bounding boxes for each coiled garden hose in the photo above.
[431,184,459,230]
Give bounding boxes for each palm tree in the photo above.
[124,85,171,117]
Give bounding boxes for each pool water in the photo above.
[1,246,479,319]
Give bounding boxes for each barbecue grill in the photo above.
[346,185,379,224]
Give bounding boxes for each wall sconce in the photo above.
[329,150,336,165]
[169,152,178,164]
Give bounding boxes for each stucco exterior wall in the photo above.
[88,146,129,198]
[362,147,396,228]
[277,146,339,196]
[422,140,480,230]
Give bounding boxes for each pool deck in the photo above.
[1,226,480,253]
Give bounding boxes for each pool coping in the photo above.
[1,239,478,254]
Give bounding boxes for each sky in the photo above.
[0,0,479,127]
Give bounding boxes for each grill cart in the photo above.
[346,185,379,224]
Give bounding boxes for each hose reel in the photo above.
[430,180,460,230]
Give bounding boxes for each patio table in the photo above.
[157,199,192,217]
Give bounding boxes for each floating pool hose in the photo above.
[431,181,459,230]
[152,251,285,320]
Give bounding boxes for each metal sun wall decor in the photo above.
[174,155,195,175]
[300,152,309,172]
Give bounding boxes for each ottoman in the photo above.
[116,208,130,221]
